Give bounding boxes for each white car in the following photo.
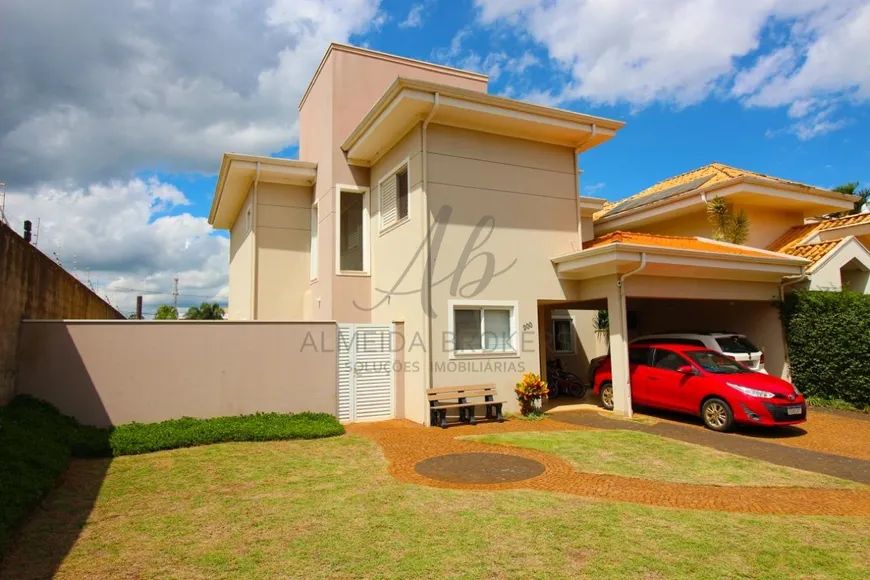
[630,332,767,373]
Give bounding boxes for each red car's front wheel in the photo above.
[702,398,734,432]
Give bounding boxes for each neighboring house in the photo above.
[209,44,859,424]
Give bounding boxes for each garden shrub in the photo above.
[108,412,345,456]
[0,396,344,554]
[779,290,870,407]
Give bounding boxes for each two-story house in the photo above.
[209,43,863,425]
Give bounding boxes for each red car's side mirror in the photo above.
[677,365,695,375]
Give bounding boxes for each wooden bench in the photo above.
[427,385,506,428]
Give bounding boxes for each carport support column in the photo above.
[606,280,633,418]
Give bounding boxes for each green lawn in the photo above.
[2,435,868,579]
[464,430,861,488]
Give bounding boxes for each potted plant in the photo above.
[515,372,549,416]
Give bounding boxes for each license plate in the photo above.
[787,406,803,416]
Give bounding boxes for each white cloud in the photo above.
[0,0,382,188]
[4,179,229,317]
[399,4,425,28]
[474,0,870,136]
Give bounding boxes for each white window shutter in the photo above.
[380,175,397,228]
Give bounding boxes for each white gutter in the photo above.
[615,253,647,419]
[779,267,807,302]
[422,92,440,423]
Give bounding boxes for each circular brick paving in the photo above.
[415,452,546,484]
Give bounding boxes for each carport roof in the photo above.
[583,232,780,259]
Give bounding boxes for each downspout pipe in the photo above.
[615,252,647,418]
[779,267,808,302]
[251,161,261,319]
[422,92,440,423]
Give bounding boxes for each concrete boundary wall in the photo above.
[17,320,338,427]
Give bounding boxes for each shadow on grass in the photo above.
[1,458,112,578]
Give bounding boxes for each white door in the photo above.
[337,324,394,423]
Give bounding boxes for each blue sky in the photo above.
[2,0,869,314]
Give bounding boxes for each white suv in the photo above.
[630,332,767,373]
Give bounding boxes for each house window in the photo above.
[337,186,369,274]
[450,301,518,356]
[379,159,410,231]
[309,202,318,281]
[552,316,574,354]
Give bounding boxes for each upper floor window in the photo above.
[551,313,574,354]
[379,159,410,232]
[336,185,369,274]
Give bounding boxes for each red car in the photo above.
[593,344,806,431]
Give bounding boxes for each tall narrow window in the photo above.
[309,203,318,280]
[379,161,410,231]
[396,169,409,221]
[339,188,366,272]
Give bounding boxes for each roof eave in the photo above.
[551,241,811,267]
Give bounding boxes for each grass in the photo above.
[2,435,868,579]
[806,396,870,414]
[463,430,861,488]
[0,396,343,555]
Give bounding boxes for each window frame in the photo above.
[551,314,575,355]
[309,201,318,282]
[447,300,519,359]
[334,184,371,276]
[378,156,411,235]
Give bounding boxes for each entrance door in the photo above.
[337,324,394,423]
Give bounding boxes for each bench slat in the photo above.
[432,400,506,410]
[427,389,498,401]
[427,384,496,395]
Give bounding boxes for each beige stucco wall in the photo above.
[368,124,427,419]
[255,183,313,319]
[228,189,254,320]
[424,125,580,420]
[17,321,338,427]
[626,206,806,250]
[298,47,488,325]
[546,309,604,379]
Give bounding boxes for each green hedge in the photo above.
[780,290,870,407]
[0,396,344,554]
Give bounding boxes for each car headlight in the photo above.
[726,382,775,399]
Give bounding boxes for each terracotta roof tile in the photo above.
[782,240,841,266]
[597,162,828,219]
[583,231,788,259]
[767,212,870,258]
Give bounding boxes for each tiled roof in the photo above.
[783,240,841,265]
[597,162,824,219]
[766,212,870,266]
[583,231,789,259]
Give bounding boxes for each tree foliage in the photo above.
[593,309,609,345]
[779,290,870,407]
[183,302,225,320]
[154,305,179,320]
[707,197,750,245]
[831,182,870,216]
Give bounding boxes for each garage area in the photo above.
[548,232,810,417]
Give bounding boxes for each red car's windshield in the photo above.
[685,351,750,375]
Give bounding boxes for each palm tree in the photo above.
[593,309,609,346]
[183,302,225,320]
[707,197,750,244]
[154,305,179,320]
[832,182,870,216]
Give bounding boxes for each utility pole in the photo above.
[135,296,143,320]
[0,181,7,225]
[173,278,179,311]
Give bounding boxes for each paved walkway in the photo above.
[550,411,870,484]
[347,419,870,516]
